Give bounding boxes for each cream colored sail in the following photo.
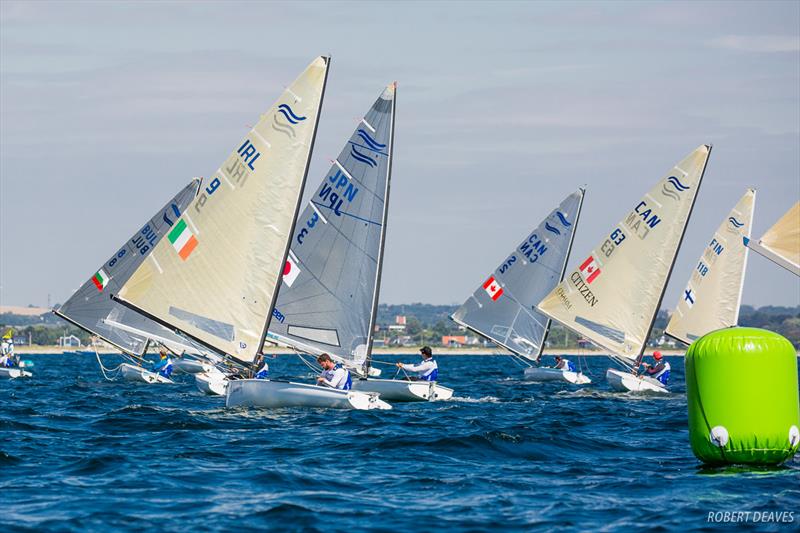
[746,201,800,276]
[537,145,711,362]
[665,189,755,344]
[117,57,329,363]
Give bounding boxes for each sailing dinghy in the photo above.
[537,145,712,393]
[115,57,387,410]
[665,189,755,344]
[744,201,799,277]
[257,83,449,402]
[451,190,589,384]
[56,178,210,382]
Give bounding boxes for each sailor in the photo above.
[642,351,670,386]
[151,348,174,379]
[1,331,14,367]
[253,354,270,380]
[396,346,439,381]
[316,353,352,390]
[554,355,577,372]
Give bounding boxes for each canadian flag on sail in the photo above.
[283,254,301,287]
[579,255,602,284]
[483,276,503,301]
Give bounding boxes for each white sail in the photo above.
[537,145,711,362]
[665,189,755,344]
[745,201,800,277]
[117,57,330,363]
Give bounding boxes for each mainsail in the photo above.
[55,179,202,356]
[665,189,755,344]
[745,201,800,277]
[266,84,396,372]
[451,190,584,360]
[117,56,330,363]
[537,145,711,363]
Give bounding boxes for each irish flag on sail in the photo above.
[168,219,198,261]
[92,269,109,291]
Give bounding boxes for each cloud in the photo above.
[709,35,800,53]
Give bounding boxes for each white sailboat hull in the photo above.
[119,363,174,384]
[351,378,454,402]
[0,367,32,379]
[606,368,668,393]
[523,366,591,384]
[172,358,211,375]
[195,371,228,396]
[225,379,392,410]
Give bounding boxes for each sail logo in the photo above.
[163,203,181,227]
[318,169,359,216]
[283,254,301,287]
[727,217,744,233]
[168,219,198,261]
[356,129,386,150]
[625,201,661,239]
[483,276,503,301]
[579,255,602,284]
[272,103,306,139]
[544,222,561,235]
[661,176,690,201]
[545,210,572,236]
[92,269,110,292]
[350,145,378,167]
[519,234,547,263]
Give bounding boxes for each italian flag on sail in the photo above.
[92,269,109,291]
[168,219,198,261]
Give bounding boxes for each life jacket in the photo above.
[653,361,670,386]
[422,359,438,382]
[335,363,352,390]
[563,359,577,372]
[255,364,269,380]
[157,357,173,378]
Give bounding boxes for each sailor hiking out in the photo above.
[316,353,352,390]
[151,349,174,379]
[642,351,670,386]
[554,355,576,372]
[396,346,439,381]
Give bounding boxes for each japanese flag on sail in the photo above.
[483,276,503,301]
[283,254,301,287]
[579,255,602,284]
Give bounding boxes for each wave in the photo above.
[350,145,377,167]
[356,128,386,150]
[556,211,572,227]
[666,175,690,191]
[545,222,561,235]
[277,104,306,124]
[728,216,744,228]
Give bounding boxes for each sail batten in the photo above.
[665,190,755,344]
[117,57,330,363]
[452,190,585,361]
[537,145,712,362]
[266,84,396,369]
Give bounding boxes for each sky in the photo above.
[1,0,799,310]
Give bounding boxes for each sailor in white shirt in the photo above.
[316,353,352,390]
[396,346,439,381]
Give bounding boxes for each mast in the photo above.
[537,187,586,359]
[638,145,711,359]
[257,56,331,358]
[363,83,397,375]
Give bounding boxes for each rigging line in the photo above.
[93,342,123,381]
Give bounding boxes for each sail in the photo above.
[665,189,755,344]
[266,84,396,369]
[451,190,584,360]
[537,145,711,362]
[56,179,201,355]
[117,57,330,363]
[745,201,800,276]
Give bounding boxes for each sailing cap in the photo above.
[653,351,663,360]
[420,346,432,357]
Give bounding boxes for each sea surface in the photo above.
[1,353,798,532]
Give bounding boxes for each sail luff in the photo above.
[257,56,331,358]
[364,84,397,374]
[536,187,586,359]
[639,146,711,354]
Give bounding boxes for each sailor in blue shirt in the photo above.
[396,346,439,381]
[151,349,173,379]
[316,353,352,390]
[253,354,270,379]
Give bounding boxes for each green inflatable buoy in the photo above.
[686,327,799,465]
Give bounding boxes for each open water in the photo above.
[1,353,798,532]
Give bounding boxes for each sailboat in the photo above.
[260,82,447,403]
[665,189,755,344]
[744,201,799,277]
[55,178,213,383]
[537,145,712,393]
[113,57,388,410]
[450,189,588,384]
